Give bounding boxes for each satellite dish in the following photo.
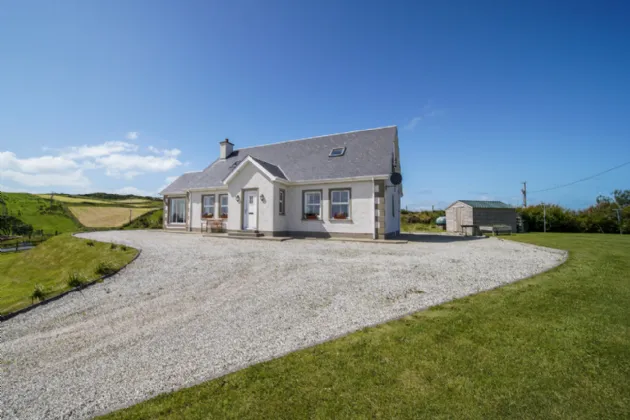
[390,172,403,185]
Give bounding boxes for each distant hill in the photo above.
[76,192,160,201]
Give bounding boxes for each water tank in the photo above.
[435,216,446,226]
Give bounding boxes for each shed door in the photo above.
[455,207,463,232]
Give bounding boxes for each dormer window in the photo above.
[329,147,346,157]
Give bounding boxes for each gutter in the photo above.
[372,176,376,239]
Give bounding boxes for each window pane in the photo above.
[202,195,215,216]
[306,204,320,215]
[170,198,185,223]
[339,191,349,203]
[219,195,228,216]
[332,204,348,217]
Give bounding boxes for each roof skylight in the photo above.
[329,147,346,157]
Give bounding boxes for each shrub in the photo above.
[120,245,127,251]
[67,272,86,288]
[95,261,117,276]
[406,215,421,224]
[31,284,47,303]
[110,243,118,250]
[86,240,95,247]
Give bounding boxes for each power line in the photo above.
[529,160,630,194]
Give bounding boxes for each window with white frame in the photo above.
[330,189,350,219]
[279,189,285,215]
[303,190,321,218]
[219,194,228,218]
[168,198,186,224]
[202,195,215,218]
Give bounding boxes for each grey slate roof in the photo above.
[248,157,287,180]
[456,200,514,209]
[161,126,397,194]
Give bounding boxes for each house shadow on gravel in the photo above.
[399,233,487,243]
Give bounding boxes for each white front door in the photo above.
[243,190,258,230]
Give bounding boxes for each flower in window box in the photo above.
[333,212,348,220]
[220,213,228,219]
[305,213,319,220]
[202,213,214,219]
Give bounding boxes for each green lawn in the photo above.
[0,234,137,314]
[2,193,81,234]
[101,233,630,419]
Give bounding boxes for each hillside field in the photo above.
[1,193,81,234]
[35,194,111,204]
[69,207,157,227]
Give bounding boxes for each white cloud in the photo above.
[97,154,181,175]
[404,103,444,130]
[63,141,138,159]
[0,151,78,173]
[148,146,181,157]
[0,169,90,187]
[113,186,156,197]
[2,133,181,192]
[126,131,139,140]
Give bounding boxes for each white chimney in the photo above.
[220,138,233,159]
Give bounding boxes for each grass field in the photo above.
[37,194,161,207]
[36,194,111,204]
[69,207,156,227]
[0,234,137,314]
[101,233,630,419]
[2,193,81,234]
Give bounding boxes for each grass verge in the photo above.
[100,233,629,419]
[0,234,137,314]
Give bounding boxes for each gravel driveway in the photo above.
[1,231,566,419]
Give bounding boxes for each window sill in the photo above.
[301,218,323,222]
[329,219,353,223]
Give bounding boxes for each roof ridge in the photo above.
[233,125,397,151]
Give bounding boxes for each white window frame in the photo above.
[279,189,285,215]
[303,190,322,219]
[168,198,186,224]
[219,194,228,218]
[202,194,215,218]
[329,147,346,157]
[330,189,350,219]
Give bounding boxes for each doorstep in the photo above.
[203,234,293,242]
[293,237,408,244]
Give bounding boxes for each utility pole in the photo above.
[612,195,623,235]
[613,208,622,235]
[543,202,547,233]
[129,209,132,224]
[521,182,527,207]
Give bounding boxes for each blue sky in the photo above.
[1,0,629,209]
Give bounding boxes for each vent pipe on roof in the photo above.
[220,138,233,159]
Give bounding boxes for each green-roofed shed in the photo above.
[445,200,516,234]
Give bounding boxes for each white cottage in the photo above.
[160,126,403,239]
